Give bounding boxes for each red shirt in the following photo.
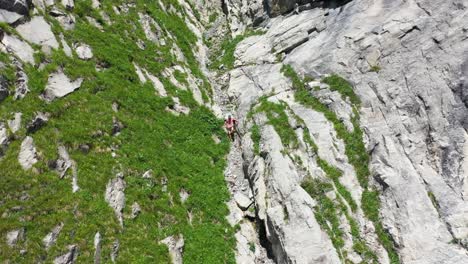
[225,118,236,129]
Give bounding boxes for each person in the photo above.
[224,113,237,141]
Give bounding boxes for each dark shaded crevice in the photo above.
[221,0,229,15]
[398,25,421,39]
[256,217,276,260]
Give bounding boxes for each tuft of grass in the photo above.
[370,65,381,73]
[322,74,361,106]
[251,124,261,155]
[251,98,298,149]
[209,30,264,71]
[302,178,346,259]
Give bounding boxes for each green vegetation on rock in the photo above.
[281,64,400,264]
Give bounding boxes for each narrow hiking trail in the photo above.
[210,70,275,263]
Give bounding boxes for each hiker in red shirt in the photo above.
[224,113,237,141]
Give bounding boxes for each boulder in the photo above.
[1,34,35,64]
[234,192,252,211]
[159,235,184,264]
[16,16,59,49]
[75,43,93,60]
[105,173,126,227]
[42,71,83,101]
[18,136,38,170]
[54,245,78,264]
[0,9,24,24]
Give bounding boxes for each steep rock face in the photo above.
[218,0,468,263]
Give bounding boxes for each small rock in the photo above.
[91,0,100,9]
[110,239,119,263]
[43,223,63,250]
[159,235,184,264]
[112,117,124,136]
[0,122,8,156]
[61,0,75,10]
[18,136,38,170]
[131,202,141,219]
[26,112,49,133]
[6,228,25,247]
[60,33,72,57]
[142,170,153,179]
[161,177,168,192]
[54,244,78,264]
[13,59,29,100]
[55,146,72,179]
[75,43,93,60]
[212,134,221,144]
[94,232,101,264]
[8,112,22,133]
[112,102,119,112]
[78,144,90,154]
[234,193,252,211]
[179,189,190,203]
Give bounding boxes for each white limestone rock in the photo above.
[42,71,83,101]
[1,35,34,65]
[18,136,38,170]
[61,0,74,10]
[131,202,141,219]
[133,63,146,83]
[13,59,29,100]
[43,223,63,250]
[159,235,184,264]
[105,173,126,227]
[7,113,21,133]
[143,69,167,96]
[0,122,8,155]
[94,232,101,264]
[74,43,93,60]
[60,33,72,57]
[0,9,23,24]
[6,228,25,247]
[54,245,78,264]
[16,16,59,49]
[234,192,251,211]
